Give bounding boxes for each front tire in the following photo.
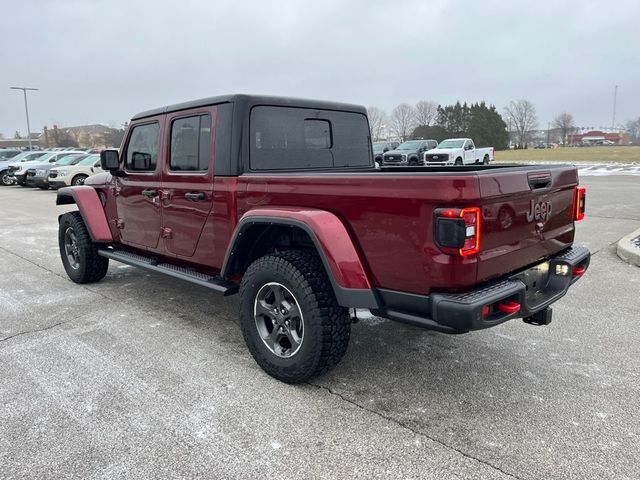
[239,250,350,383]
[0,171,12,186]
[455,158,463,165]
[58,211,109,284]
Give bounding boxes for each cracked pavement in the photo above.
[1,176,639,479]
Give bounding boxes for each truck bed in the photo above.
[231,163,579,295]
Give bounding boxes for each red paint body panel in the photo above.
[56,186,113,243]
[238,207,372,289]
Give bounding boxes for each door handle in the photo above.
[141,189,158,198]
[185,191,206,201]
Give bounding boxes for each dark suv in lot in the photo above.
[382,139,438,166]
[372,141,399,167]
[56,94,589,383]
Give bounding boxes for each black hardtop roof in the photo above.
[131,94,367,120]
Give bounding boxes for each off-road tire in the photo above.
[72,174,88,186]
[58,211,109,284]
[239,250,350,383]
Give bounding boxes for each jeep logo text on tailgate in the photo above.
[526,199,552,223]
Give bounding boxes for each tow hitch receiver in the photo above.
[523,307,553,326]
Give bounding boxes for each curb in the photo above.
[617,227,640,267]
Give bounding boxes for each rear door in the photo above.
[160,107,216,257]
[476,166,578,282]
[115,119,164,249]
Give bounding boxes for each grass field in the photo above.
[495,146,640,164]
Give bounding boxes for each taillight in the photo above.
[434,207,482,256]
[574,187,586,221]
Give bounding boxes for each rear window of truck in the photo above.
[250,106,371,170]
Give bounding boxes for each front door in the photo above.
[115,119,164,250]
[160,108,216,257]
[464,140,476,163]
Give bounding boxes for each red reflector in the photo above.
[497,301,521,314]
[572,266,586,276]
[574,187,586,221]
[482,305,490,318]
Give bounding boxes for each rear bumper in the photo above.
[372,245,590,333]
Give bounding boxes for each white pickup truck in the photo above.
[423,138,494,166]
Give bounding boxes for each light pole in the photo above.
[9,86,39,150]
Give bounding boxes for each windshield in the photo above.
[372,143,385,153]
[78,155,99,166]
[396,141,421,150]
[56,154,87,166]
[436,140,465,149]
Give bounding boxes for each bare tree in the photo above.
[367,107,387,141]
[415,100,438,127]
[552,112,576,145]
[389,103,417,141]
[504,100,538,148]
[626,117,640,145]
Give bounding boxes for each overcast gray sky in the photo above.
[1,0,638,137]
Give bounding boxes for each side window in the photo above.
[125,123,160,171]
[250,106,370,170]
[169,114,211,171]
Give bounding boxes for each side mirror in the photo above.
[100,149,120,171]
[383,147,389,152]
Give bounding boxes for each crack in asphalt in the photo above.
[307,382,524,480]
[0,244,114,302]
[0,321,64,343]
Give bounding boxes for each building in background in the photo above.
[568,130,630,145]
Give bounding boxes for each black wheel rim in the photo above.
[64,227,81,270]
[254,282,304,358]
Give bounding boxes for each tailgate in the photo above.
[477,166,578,283]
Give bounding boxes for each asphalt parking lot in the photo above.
[1,176,639,480]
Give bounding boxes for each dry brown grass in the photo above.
[495,146,640,164]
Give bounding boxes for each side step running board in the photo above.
[97,248,239,296]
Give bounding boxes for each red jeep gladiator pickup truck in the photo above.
[56,94,589,383]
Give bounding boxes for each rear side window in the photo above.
[125,122,160,171]
[170,114,211,171]
[250,106,371,170]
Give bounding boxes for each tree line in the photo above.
[368,99,640,149]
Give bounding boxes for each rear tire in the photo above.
[483,155,490,165]
[72,174,88,186]
[239,250,350,383]
[58,211,109,284]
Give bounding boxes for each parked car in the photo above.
[382,139,438,166]
[48,154,102,188]
[8,151,83,186]
[26,154,89,189]
[56,94,589,383]
[0,149,21,161]
[0,151,48,186]
[423,138,494,165]
[372,141,399,166]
